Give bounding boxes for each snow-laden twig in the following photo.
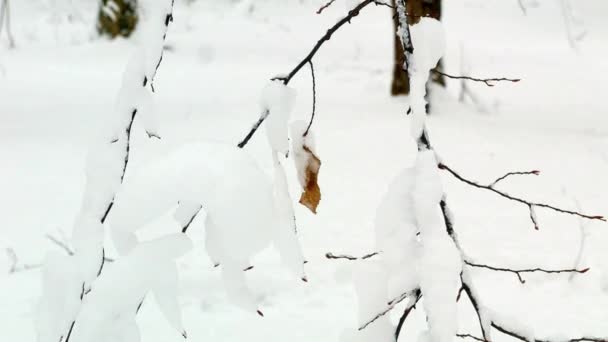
[464,261,589,284]
[437,162,606,228]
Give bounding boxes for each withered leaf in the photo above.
[298,145,321,214]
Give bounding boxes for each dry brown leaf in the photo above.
[298,145,321,214]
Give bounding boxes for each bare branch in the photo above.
[464,260,589,284]
[437,163,606,228]
[490,170,540,187]
[457,334,488,342]
[316,0,337,14]
[432,69,521,87]
[325,251,380,261]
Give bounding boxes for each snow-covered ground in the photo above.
[1,0,607,341]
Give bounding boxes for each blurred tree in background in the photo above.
[97,0,138,38]
[391,0,444,95]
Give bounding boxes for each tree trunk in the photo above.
[391,0,444,96]
[97,0,138,38]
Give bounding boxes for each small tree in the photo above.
[97,0,138,38]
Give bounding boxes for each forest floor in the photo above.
[1,0,608,341]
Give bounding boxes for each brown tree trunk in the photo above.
[391,0,444,96]
[97,0,138,38]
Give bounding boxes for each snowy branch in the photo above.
[492,320,608,342]
[395,289,422,339]
[238,0,385,148]
[437,162,606,229]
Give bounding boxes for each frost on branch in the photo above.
[291,120,322,214]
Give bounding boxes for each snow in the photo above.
[271,154,306,280]
[261,80,297,156]
[69,234,192,342]
[2,0,608,342]
[35,253,81,342]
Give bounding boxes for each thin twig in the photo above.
[181,205,203,233]
[395,289,422,339]
[359,288,416,331]
[5,248,40,274]
[325,251,379,261]
[316,0,337,14]
[517,0,527,15]
[437,163,606,228]
[303,60,316,137]
[432,69,521,87]
[464,260,589,284]
[490,170,540,187]
[45,234,74,256]
[457,334,488,342]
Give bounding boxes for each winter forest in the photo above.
[0,0,607,341]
